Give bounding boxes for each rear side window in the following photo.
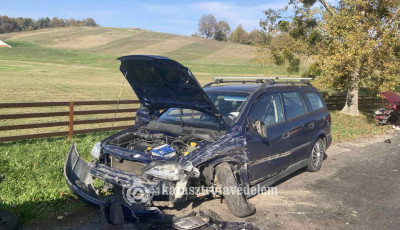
[248,93,284,127]
[305,92,325,111]
[282,92,306,120]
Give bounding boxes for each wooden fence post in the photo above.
[68,101,74,140]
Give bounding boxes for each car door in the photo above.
[281,92,312,164]
[245,93,292,184]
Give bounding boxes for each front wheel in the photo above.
[216,162,255,217]
[307,139,325,172]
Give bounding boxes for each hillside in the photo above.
[0,26,255,65]
[0,27,301,103]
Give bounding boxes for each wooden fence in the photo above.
[0,96,388,143]
[323,95,386,110]
[0,100,140,143]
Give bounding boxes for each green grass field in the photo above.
[0,27,302,103]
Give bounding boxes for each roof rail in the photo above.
[204,77,312,87]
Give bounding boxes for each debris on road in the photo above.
[98,205,257,230]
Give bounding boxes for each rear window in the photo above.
[305,92,325,111]
[282,92,306,120]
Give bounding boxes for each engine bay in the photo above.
[108,129,207,158]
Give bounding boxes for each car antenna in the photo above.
[112,72,127,130]
[179,108,184,127]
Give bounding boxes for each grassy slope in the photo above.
[0,27,300,104]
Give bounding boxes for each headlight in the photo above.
[90,142,102,159]
[142,162,185,181]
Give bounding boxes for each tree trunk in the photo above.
[319,0,336,16]
[341,71,360,116]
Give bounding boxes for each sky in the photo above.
[0,0,288,36]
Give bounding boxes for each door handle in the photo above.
[309,122,315,129]
[282,132,290,139]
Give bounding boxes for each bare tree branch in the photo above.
[387,6,400,25]
[319,0,335,16]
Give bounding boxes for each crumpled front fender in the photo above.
[64,143,105,207]
[64,143,164,220]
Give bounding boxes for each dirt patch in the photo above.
[49,31,134,50]
[129,36,198,55]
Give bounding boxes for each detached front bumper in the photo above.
[64,143,163,219]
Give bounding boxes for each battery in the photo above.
[151,144,176,158]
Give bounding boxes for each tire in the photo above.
[0,210,19,230]
[216,162,255,217]
[307,138,325,172]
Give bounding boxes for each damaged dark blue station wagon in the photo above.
[64,55,332,220]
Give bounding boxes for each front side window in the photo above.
[248,93,284,126]
[282,92,306,120]
[305,92,325,111]
[207,93,248,126]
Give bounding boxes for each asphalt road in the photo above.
[168,131,400,230]
[24,131,400,230]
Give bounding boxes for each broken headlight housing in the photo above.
[142,162,185,181]
[90,142,102,159]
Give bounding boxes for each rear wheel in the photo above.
[216,162,255,217]
[307,139,325,172]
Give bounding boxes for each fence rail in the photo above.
[0,100,140,143]
[323,95,386,110]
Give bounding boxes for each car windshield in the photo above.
[157,92,248,129]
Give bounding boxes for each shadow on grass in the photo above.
[0,198,98,228]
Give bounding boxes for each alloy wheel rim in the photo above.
[312,142,323,167]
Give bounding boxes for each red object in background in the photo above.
[375,91,400,125]
[380,91,400,107]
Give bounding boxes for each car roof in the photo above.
[204,83,316,94]
[204,84,260,93]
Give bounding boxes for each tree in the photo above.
[21,18,35,30]
[0,15,98,34]
[36,17,50,28]
[214,20,231,41]
[82,18,98,26]
[248,29,268,45]
[50,17,65,27]
[198,14,217,39]
[0,16,18,33]
[257,0,400,116]
[191,32,201,37]
[230,25,249,44]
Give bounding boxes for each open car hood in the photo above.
[118,55,226,126]
[380,91,400,106]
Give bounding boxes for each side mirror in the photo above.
[254,120,267,139]
[135,108,151,125]
[247,118,267,139]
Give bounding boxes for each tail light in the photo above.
[326,114,331,125]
